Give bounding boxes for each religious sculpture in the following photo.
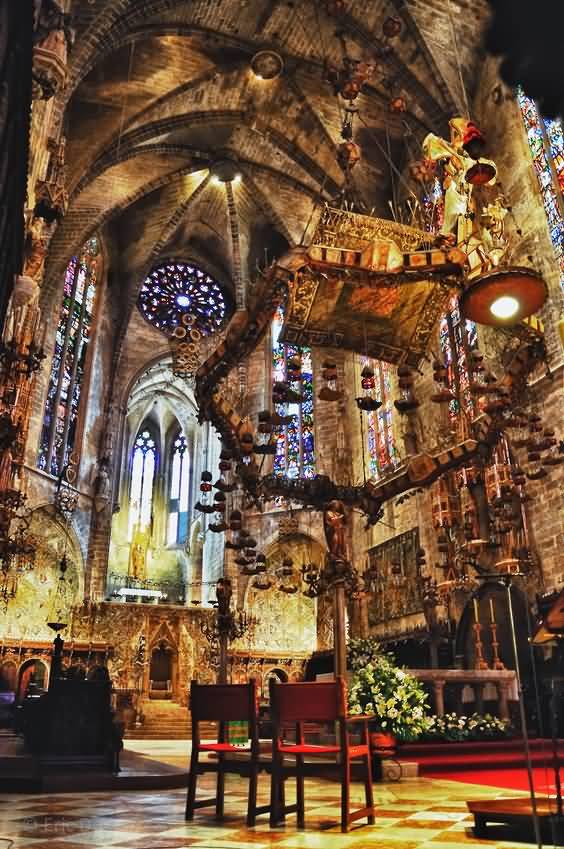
[32,0,74,100]
[323,499,349,563]
[128,525,149,580]
[93,457,112,514]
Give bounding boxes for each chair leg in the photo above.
[216,762,225,819]
[270,755,281,826]
[247,762,258,827]
[341,756,351,833]
[185,750,198,820]
[296,755,305,829]
[364,751,375,825]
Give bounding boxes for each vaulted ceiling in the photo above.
[44,0,490,340]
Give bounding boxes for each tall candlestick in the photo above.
[489,597,495,624]
[473,596,479,622]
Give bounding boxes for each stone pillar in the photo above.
[497,680,510,720]
[433,679,446,716]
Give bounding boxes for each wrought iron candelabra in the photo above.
[199,577,255,682]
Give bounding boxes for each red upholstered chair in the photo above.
[269,676,375,832]
[185,679,268,826]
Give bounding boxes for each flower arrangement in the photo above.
[347,652,429,742]
[421,712,512,742]
[347,636,384,672]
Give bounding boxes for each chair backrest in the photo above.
[189,679,257,723]
[269,676,347,723]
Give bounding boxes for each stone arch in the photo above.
[17,658,49,702]
[1,507,84,642]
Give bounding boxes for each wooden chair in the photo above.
[269,676,375,832]
[185,679,269,826]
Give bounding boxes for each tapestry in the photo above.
[367,527,422,625]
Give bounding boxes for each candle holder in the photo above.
[489,622,506,669]
[473,621,490,670]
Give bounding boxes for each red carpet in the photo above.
[426,765,559,793]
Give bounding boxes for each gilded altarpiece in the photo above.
[367,528,422,626]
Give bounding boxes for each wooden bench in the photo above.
[467,797,563,839]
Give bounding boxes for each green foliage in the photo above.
[422,712,512,742]
[347,651,429,742]
[347,636,389,671]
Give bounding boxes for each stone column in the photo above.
[433,679,446,716]
[497,680,510,720]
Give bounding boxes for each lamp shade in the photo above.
[460,267,547,326]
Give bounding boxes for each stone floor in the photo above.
[0,772,549,849]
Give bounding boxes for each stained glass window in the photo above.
[38,237,99,476]
[272,303,315,478]
[439,295,477,422]
[361,357,399,479]
[168,432,190,545]
[518,91,564,288]
[129,426,157,539]
[138,262,227,333]
[422,176,445,234]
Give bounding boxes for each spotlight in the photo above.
[490,295,519,319]
[460,267,547,326]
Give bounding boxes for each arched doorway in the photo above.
[17,659,48,702]
[149,642,174,699]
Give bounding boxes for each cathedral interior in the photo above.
[0,1,564,846]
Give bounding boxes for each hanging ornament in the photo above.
[273,380,302,405]
[337,140,361,172]
[382,16,402,38]
[389,95,407,114]
[255,553,267,573]
[356,363,382,411]
[254,410,276,455]
[318,359,343,401]
[200,471,213,492]
[195,471,215,513]
[431,358,455,403]
[394,365,419,413]
[431,476,461,530]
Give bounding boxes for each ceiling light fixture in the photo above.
[490,295,519,319]
[460,266,547,326]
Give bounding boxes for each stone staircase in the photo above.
[125,699,215,740]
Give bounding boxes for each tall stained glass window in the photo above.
[38,237,99,476]
[361,358,399,479]
[518,91,564,288]
[439,296,478,423]
[272,303,315,478]
[129,426,157,539]
[168,432,190,545]
[422,176,445,234]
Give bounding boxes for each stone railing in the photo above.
[408,668,518,720]
[106,573,186,605]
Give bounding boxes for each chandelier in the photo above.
[0,488,36,610]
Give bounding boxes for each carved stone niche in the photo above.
[32,0,71,101]
[32,39,66,100]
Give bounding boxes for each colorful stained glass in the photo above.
[361,357,399,479]
[422,176,445,233]
[138,262,227,333]
[168,433,190,545]
[272,303,315,478]
[129,427,157,539]
[518,91,564,288]
[38,238,99,476]
[439,295,477,422]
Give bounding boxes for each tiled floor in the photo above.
[0,773,549,849]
